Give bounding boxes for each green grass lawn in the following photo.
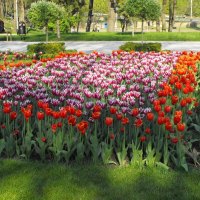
[1,31,200,42]
[0,159,200,200]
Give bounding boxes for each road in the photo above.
[0,41,200,54]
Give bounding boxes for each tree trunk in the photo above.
[77,22,80,32]
[156,20,160,32]
[141,19,144,44]
[14,0,19,32]
[86,0,94,32]
[161,0,167,31]
[77,13,80,32]
[172,0,176,28]
[18,0,25,22]
[45,24,48,42]
[168,0,176,32]
[107,0,115,32]
[0,0,3,18]
[125,21,128,31]
[56,20,60,39]
[121,22,125,32]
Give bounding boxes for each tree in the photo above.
[125,0,161,41]
[52,0,86,32]
[161,0,167,31]
[86,0,94,32]
[0,0,3,18]
[168,0,176,32]
[107,0,117,32]
[18,0,25,22]
[27,1,64,42]
[53,0,86,15]
[117,2,131,32]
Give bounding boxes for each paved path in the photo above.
[0,41,200,54]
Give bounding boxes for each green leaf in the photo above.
[181,163,189,172]
[191,123,200,132]
[0,139,5,155]
[156,162,169,170]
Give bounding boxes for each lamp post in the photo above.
[16,0,19,31]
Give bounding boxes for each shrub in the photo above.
[119,42,161,52]
[27,42,65,54]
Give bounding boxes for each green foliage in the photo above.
[27,1,64,28]
[117,1,131,32]
[125,0,161,21]
[1,159,200,200]
[27,1,65,41]
[1,31,200,42]
[27,42,65,54]
[119,42,161,52]
[53,0,86,15]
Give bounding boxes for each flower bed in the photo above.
[0,50,199,170]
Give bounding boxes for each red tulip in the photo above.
[159,97,166,105]
[146,112,154,121]
[121,117,129,125]
[131,108,139,117]
[77,120,89,135]
[180,99,187,107]
[134,118,143,127]
[52,111,60,119]
[0,124,6,129]
[10,111,17,120]
[92,112,101,120]
[3,106,11,114]
[164,105,171,113]
[145,127,151,134]
[153,100,160,106]
[187,110,192,115]
[171,95,178,105]
[23,109,32,121]
[140,136,146,142]
[37,111,45,120]
[120,127,125,132]
[177,123,185,132]
[105,117,113,126]
[175,82,182,90]
[93,105,102,112]
[116,113,123,120]
[158,111,165,117]
[171,137,178,144]
[51,124,57,133]
[154,105,161,112]
[41,137,47,143]
[37,100,44,108]
[57,122,63,128]
[110,107,117,114]
[45,108,53,116]
[110,133,115,140]
[27,104,33,111]
[165,122,172,131]
[60,109,67,118]
[67,106,75,115]
[3,102,12,107]
[183,87,189,94]
[42,103,49,110]
[68,115,76,126]
[157,117,165,125]
[173,115,182,125]
[175,110,182,116]
[186,97,192,104]
[75,109,82,117]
